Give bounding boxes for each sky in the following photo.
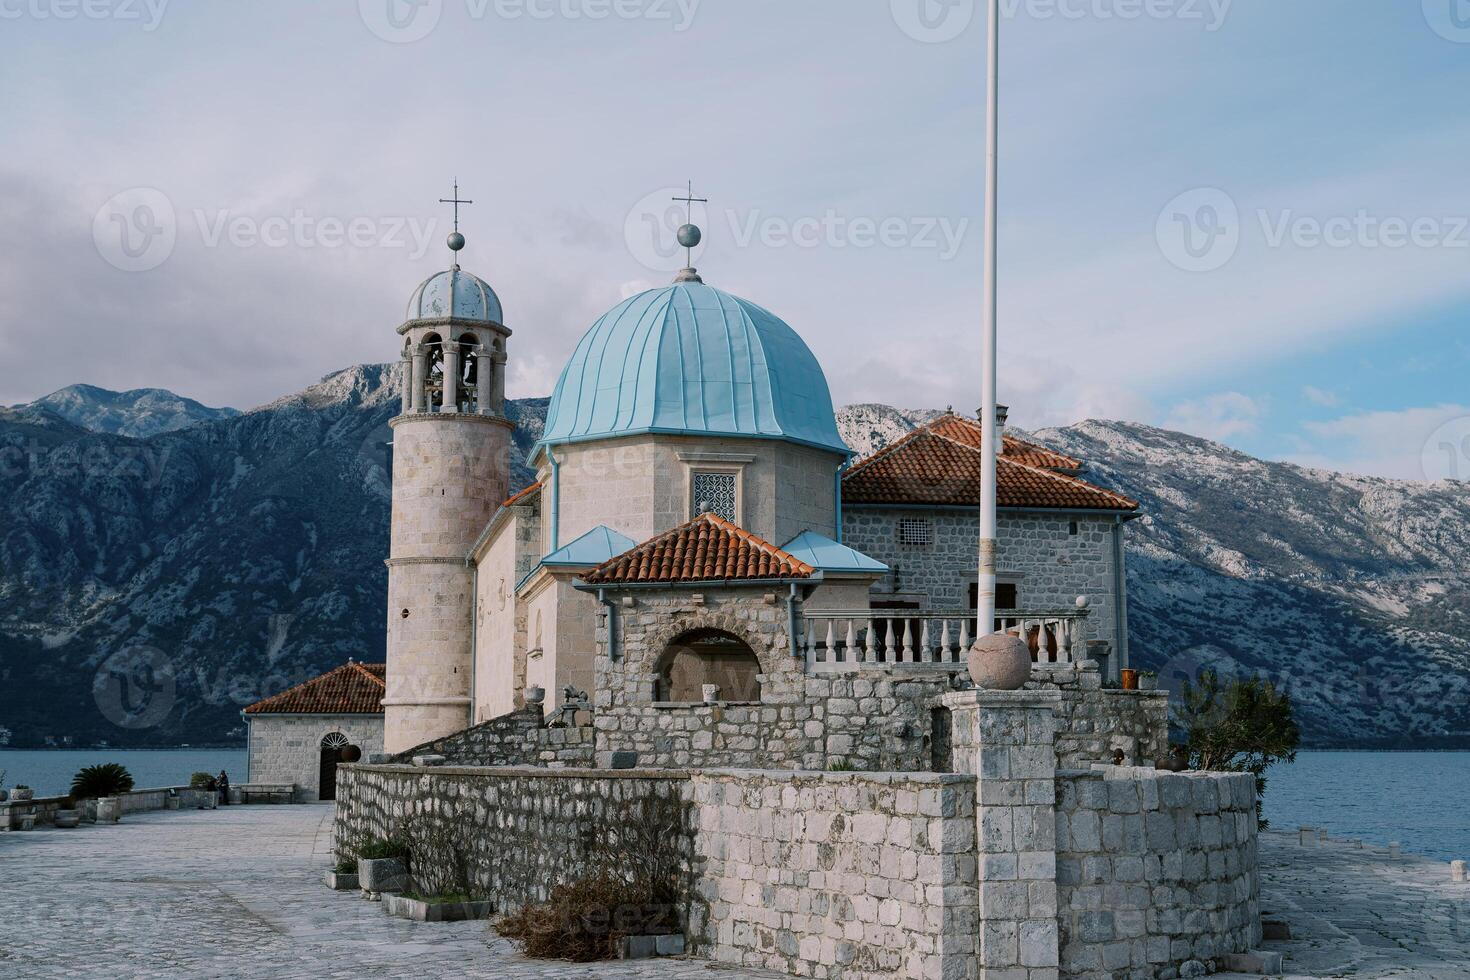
[2,0,1469,481]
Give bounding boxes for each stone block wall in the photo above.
[245,713,385,800]
[687,770,979,980]
[334,764,691,912]
[1054,767,1260,978]
[1028,664,1170,770]
[389,706,595,769]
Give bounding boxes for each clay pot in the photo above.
[524,686,546,706]
[1120,669,1139,691]
[967,634,1033,691]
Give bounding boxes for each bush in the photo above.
[356,836,410,864]
[70,764,134,800]
[189,772,215,789]
[1174,669,1301,827]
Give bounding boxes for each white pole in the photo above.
[977,0,1001,639]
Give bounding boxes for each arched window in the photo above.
[421,333,444,411]
[656,629,762,702]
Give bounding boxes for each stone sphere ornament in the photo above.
[967,633,1033,691]
[677,223,702,249]
[447,231,466,251]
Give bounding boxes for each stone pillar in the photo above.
[442,341,460,414]
[475,347,491,415]
[410,345,427,414]
[399,353,412,414]
[942,689,1062,980]
[491,350,508,416]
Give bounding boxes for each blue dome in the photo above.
[537,281,848,457]
[406,266,503,324]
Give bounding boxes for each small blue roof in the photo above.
[780,531,888,575]
[535,281,848,459]
[407,265,503,324]
[541,525,637,569]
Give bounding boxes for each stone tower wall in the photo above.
[385,413,512,753]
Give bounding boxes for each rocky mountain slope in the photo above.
[0,369,1465,747]
[13,384,241,438]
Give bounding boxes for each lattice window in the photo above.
[692,472,738,523]
[898,519,933,546]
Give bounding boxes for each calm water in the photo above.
[1263,751,1470,862]
[0,749,246,799]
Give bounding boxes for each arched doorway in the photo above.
[657,629,762,702]
[318,732,352,801]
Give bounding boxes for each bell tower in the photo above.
[383,184,513,753]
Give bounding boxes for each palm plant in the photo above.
[70,763,135,800]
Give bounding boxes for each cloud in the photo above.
[1291,404,1470,480]
[1164,392,1265,443]
[1301,385,1339,407]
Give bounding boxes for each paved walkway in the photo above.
[2,808,1466,979]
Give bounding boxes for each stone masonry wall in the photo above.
[1028,664,1170,770]
[388,706,595,769]
[844,509,1124,663]
[688,770,978,980]
[334,764,691,912]
[1055,767,1260,979]
[246,714,384,801]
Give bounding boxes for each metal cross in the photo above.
[672,180,707,223]
[439,178,473,233]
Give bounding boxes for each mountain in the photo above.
[14,384,240,438]
[0,368,1466,748]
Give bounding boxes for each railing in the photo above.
[800,608,1091,674]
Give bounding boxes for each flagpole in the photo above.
[977,0,1001,639]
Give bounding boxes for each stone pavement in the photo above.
[1229,831,1470,980]
[2,807,1467,979]
[0,804,767,980]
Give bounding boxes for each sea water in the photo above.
[0,749,247,799]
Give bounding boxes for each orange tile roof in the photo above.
[501,481,543,508]
[243,661,386,715]
[909,414,1082,471]
[843,429,1137,511]
[583,513,815,585]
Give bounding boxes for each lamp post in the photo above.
[976,0,1001,638]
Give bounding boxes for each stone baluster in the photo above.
[442,341,460,413]
[824,620,836,666]
[865,619,877,664]
[804,620,815,663]
[1059,619,1073,663]
[844,619,857,665]
[918,620,931,663]
[902,619,914,663]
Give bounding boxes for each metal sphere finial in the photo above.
[677,223,702,249]
[447,231,466,252]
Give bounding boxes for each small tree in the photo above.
[1175,670,1300,827]
[70,763,136,800]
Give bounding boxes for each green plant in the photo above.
[827,759,856,772]
[356,836,411,864]
[1174,669,1301,828]
[14,784,31,791]
[189,772,215,789]
[334,855,360,875]
[69,764,135,800]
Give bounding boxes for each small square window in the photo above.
[898,519,933,546]
[692,472,738,523]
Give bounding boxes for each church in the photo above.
[376,213,1140,760]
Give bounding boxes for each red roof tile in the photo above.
[843,430,1137,511]
[583,513,815,585]
[244,662,386,715]
[892,414,1083,471]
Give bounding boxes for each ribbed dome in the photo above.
[536,281,848,457]
[406,266,503,324]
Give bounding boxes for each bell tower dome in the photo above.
[383,185,514,753]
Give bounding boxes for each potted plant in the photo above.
[356,837,411,899]
[326,852,361,891]
[1119,669,1139,691]
[1138,670,1159,691]
[71,763,134,823]
[12,785,34,801]
[54,797,81,829]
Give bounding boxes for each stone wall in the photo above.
[595,588,952,771]
[1055,767,1260,978]
[1029,664,1170,770]
[687,770,978,979]
[245,713,385,801]
[389,706,595,769]
[334,764,691,912]
[843,508,1126,666]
